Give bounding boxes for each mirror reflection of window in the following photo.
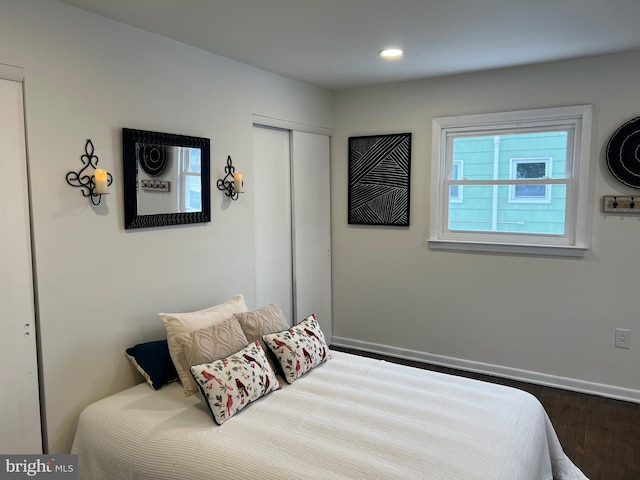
[137,145,203,215]
[180,147,202,212]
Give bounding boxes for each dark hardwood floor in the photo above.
[332,346,639,480]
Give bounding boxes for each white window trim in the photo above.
[428,105,593,258]
[508,157,552,203]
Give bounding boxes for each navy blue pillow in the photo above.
[125,339,178,390]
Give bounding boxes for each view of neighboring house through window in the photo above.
[430,105,593,257]
[180,147,201,212]
[450,160,463,202]
[448,133,565,235]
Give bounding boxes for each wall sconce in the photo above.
[66,139,113,205]
[216,155,243,201]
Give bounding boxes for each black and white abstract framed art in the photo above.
[348,132,411,226]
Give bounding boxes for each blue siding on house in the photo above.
[449,132,567,234]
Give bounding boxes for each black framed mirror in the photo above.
[123,128,211,229]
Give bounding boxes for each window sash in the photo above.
[444,128,574,181]
[445,178,568,186]
[443,184,574,244]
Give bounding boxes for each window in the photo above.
[450,160,463,202]
[429,105,593,257]
[509,157,551,203]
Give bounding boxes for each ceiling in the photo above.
[57,0,640,90]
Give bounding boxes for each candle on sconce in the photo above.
[234,171,243,193]
[94,168,109,194]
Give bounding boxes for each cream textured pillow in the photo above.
[171,316,249,396]
[159,294,249,392]
[233,304,290,371]
[233,303,289,343]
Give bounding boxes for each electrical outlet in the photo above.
[615,328,631,349]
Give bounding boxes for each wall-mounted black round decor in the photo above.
[138,144,168,177]
[606,116,640,189]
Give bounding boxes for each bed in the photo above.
[72,349,588,480]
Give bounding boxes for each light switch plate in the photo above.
[615,328,631,349]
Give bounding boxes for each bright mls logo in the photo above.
[0,455,77,479]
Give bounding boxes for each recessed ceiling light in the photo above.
[378,48,403,59]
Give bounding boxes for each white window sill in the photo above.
[427,239,588,258]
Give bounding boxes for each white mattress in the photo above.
[72,350,588,480]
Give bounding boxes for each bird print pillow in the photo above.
[263,313,330,384]
[190,340,280,425]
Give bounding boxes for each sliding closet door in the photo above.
[253,125,293,322]
[0,75,43,453]
[291,131,332,340]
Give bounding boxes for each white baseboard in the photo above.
[331,336,640,404]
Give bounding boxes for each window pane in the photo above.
[515,184,546,198]
[448,185,494,231]
[184,176,201,211]
[452,132,567,180]
[188,148,201,173]
[449,185,566,234]
[451,136,495,180]
[516,162,545,179]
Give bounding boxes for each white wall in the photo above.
[5,0,639,456]
[331,51,640,402]
[0,0,331,453]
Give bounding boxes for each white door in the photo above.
[253,125,293,322]
[291,131,332,340]
[0,72,43,453]
[253,125,332,339]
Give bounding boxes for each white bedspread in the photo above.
[72,350,588,480]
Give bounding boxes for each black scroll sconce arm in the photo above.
[66,139,113,205]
